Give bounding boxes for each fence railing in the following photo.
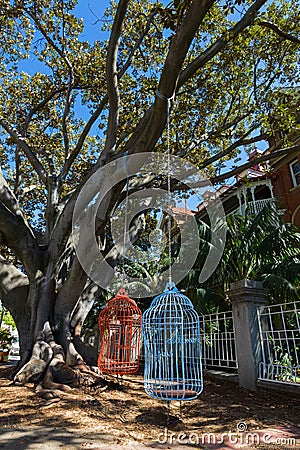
[246,198,274,215]
[257,301,300,385]
[200,311,238,371]
[228,198,275,217]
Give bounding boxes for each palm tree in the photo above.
[181,202,300,310]
[223,202,300,302]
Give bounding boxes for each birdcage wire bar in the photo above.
[98,288,142,375]
[143,283,203,401]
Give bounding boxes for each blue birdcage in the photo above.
[143,282,203,401]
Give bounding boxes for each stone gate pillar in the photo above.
[228,279,266,391]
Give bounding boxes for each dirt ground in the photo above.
[0,365,299,449]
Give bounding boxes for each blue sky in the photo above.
[74,1,109,42]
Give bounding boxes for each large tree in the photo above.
[0,0,299,393]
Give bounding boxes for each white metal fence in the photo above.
[140,300,299,391]
[200,311,238,371]
[257,301,300,385]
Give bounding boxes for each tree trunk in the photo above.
[0,256,105,399]
[0,206,147,397]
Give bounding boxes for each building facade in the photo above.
[196,149,300,227]
[269,151,300,226]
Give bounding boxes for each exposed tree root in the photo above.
[13,322,110,401]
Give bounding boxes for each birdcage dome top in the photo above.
[148,282,195,309]
[105,288,139,310]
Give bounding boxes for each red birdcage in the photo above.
[97,288,142,375]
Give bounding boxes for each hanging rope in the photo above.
[156,90,175,285]
[122,175,130,287]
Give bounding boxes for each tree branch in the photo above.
[0,202,42,277]
[48,193,78,263]
[211,143,300,184]
[23,6,73,73]
[22,6,75,162]
[62,81,74,161]
[259,20,300,45]
[0,177,43,278]
[55,255,88,319]
[0,255,29,317]
[121,0,264,158]
[125,141,300,196]
[198,127,266,169]
[23,87,68,135]
[60,95,108,180]
[0,166,24,216]
[60,10,157,181]
[70,281,103,332]
[118,10,157,78]
[14,147,22,196]
[0,118,47,183]
[158,0,214,99]
[122,0,215,156]
[104,0,130,155]
[0,168,44,276]
[177,116,258,159]
[0,255,28,296]
[178,0,268,88]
